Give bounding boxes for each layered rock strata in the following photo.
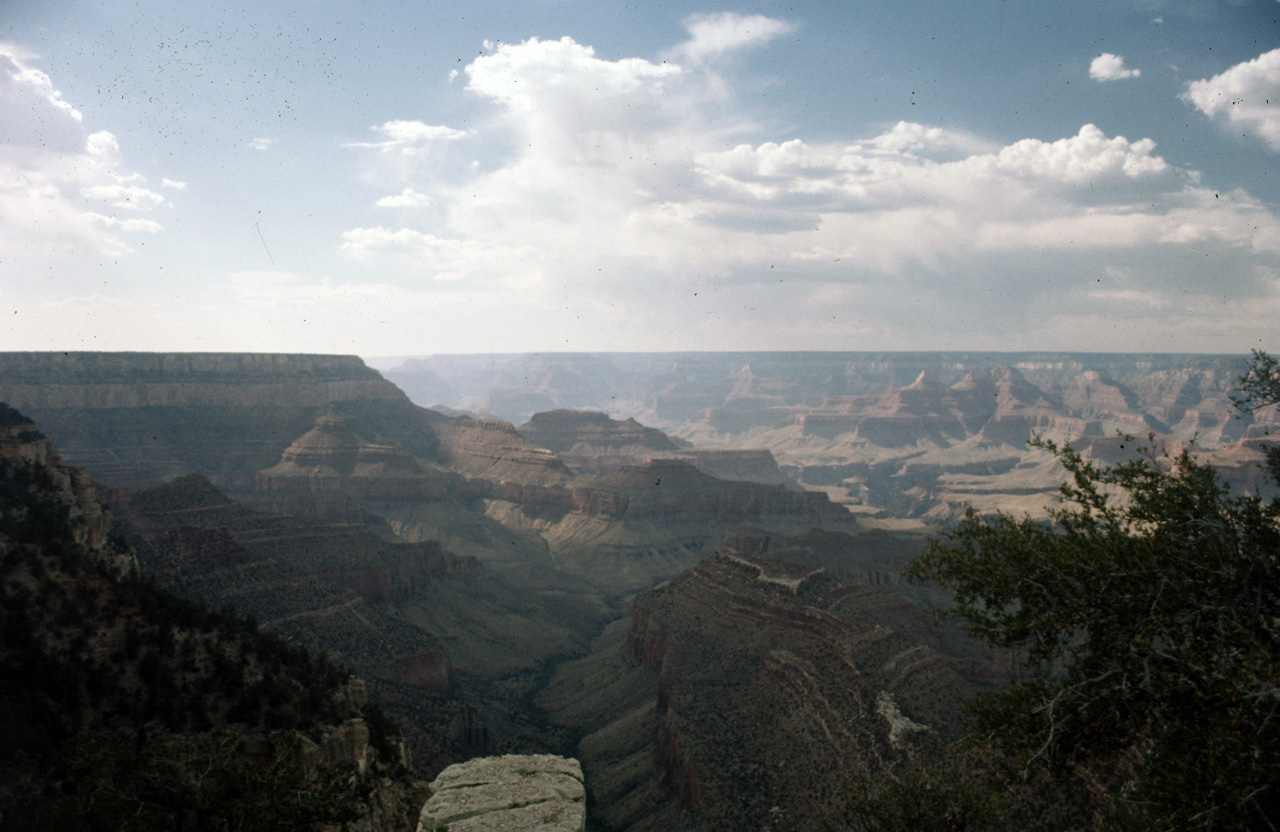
[540,539,999,831]
[0,352,442,490]
[516,409,682,477]
[386,352,1278,520]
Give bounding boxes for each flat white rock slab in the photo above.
[417,754,585,832]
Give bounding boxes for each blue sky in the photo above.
[3,0,1278,354]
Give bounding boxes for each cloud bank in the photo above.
[331,22,1280,351]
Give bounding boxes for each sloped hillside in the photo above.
[0,403,427,830]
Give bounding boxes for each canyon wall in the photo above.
[539,535,1001,831]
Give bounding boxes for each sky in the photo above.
[2,0,1279,355]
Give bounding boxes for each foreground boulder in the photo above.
[417,754,585,832]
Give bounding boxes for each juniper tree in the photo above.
[907,352,1280,831]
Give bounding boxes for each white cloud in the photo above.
[86,213,163,234]
[344,120,467,151]
[375,187,432,208]
[249,137,274,150]
[1185,48,1280,150]
[344,120,470,190]
[340,226,545,284]
[0,45,168,259]
[0,43,83,151]
[672,13,795,65]
[81,183,167,211]
[330,34,1280,353]
[161,178,187,190]
[1090,53,1140,81]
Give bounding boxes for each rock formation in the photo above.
[107,471,605,774]
[416,754,586,832]
[0,404,430,830]
[539,535,1002,831]
[0,352,443,491]
[385,352,1278,521]
[516,409,683,477]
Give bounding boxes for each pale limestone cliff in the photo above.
[416,754,585,832]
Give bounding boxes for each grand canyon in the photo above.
[2,350,1275,831]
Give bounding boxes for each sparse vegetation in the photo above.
[906,351,1280,831]
[0,420,402,831]
[834,751,1007,832]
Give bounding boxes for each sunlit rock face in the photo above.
[256,410,451,505]
[387,351,1279,521]
[416,754,586,832]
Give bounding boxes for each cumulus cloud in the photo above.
[334,34,1280,352]
[161,178,187,190]
[1090,53,1140,81]
[249,137,274,150]
[375,187,432,208]
[0,44,167,259]
[1185,48,1280,150]
[672,13,795,65]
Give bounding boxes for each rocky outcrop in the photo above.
[433,417,576,485]
[517,409,682,476]
[256,410,452,505]
[673,448,799,489]
[515,459,859,592]
[571,459,840,522]
[415,754,586,832]
[0,403,129,567]
[540,538,1001,831]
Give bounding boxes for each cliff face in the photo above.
[433,417,576,485]
[503,459,860,593]
[0,352,440,490]
[540,537,1000,832]
[0,353,866,597]
[517,409,682,477]
[571,459,840,522]
[517,409,802,490]
[0,405,429,831]
[256,411,453,505]
[107,471,608,776]
[112,473,591,678]
[0,405,121,559]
